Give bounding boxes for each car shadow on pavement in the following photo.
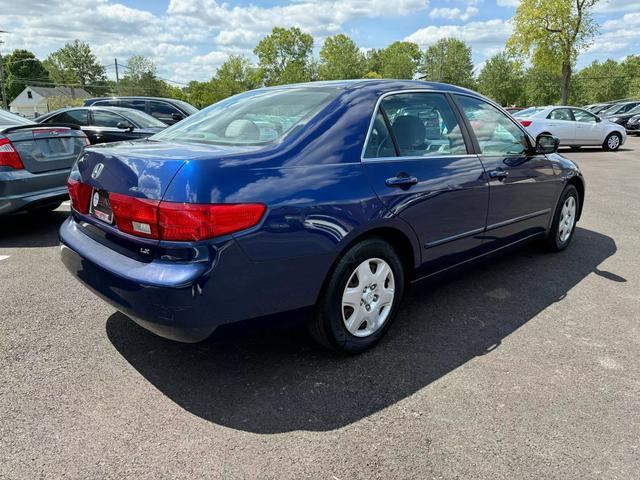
[106,227,620,434]
[0,210,69,248]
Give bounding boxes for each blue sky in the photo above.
[2,0,638,85]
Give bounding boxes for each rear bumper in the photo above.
[59,217,323,342]
[0,168,70,215]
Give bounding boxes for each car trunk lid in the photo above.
[3,124,87,174]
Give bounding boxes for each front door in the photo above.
[572,108,604,145]
[453,94,562,247]
[362,91,489,274]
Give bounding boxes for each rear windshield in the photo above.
[121,109,167,128]
[0,110,33,126]
[152,87,340,146]
[513,107,544,117]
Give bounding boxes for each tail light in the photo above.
[0,138,24,169]
[107,193,266,241]
[67,177,92,214]
[519,120,532,127]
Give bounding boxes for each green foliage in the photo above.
[44,40,107,94]
[571,59,626,104]
[119,55,165,96]
[377,41,422,79]
[477,52,524,105]
[318,34,366,80]
[3,49,50,103]
[422,38,475,89]
[507,0,601,103]
[621,55,640,99]
[522,64,561,105]
[253,27,314,86]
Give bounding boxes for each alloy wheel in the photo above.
[558,195,577,243]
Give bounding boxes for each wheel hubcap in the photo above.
[558,195,576,243]
[608,135,620,149]
[341,258,395,337]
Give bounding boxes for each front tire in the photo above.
[603,132,621,151]
[309,238,405,354]
[546,184,579,252]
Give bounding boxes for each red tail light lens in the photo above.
[519,120,532,127]
[110,193,160,239]
[159,202,266,241]
[67,177,92,213]
[0,138,25,169]
[106,193,266,241]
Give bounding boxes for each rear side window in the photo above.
[364,111,396,158]
[376,92,467,157]
[120,99,148,113]
[92,110,125,128]
[572,109,597,123]
[548,109,573,121]
[94,100,119,107]
[48,110,88,126]
[455,95,528,156]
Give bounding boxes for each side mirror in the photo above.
[595,116,602,123]
[535,134,559,154]
[171,113,184,121]
[116,121,133,131]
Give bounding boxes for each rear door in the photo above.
[545,108,576,144]
[453,94,561,247]
[362,91,489,273]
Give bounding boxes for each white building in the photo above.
[9,86,91,118]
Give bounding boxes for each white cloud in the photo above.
[429,6,479,22]
[496,0,520,6]
[595,0,640,13]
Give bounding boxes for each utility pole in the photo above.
[115,58,120,95]
[0,31,9,110]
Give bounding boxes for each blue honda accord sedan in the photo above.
[60,80,584,353]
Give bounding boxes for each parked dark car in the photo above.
[0,109,88,215]
[60,80,585,353]
[37,107,167,145]
[600,101,640,118]
[626,114,640,134]
[602,104,640,129]
[83,96,198,125]
[584,103,615,115]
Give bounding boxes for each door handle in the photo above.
[385,175,418,188]
[489,169,509,180]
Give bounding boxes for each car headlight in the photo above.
[608,117,620,122]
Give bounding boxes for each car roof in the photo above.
[254,79,477,95]
[86,96,185,102]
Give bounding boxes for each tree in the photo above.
[571,59,626,104]
[318,34,365,80]
[3,49,50,102]
[44,40,107,93]
[507,0,601,104]
[120,55,164,96]
[421,38,475,88]
[364,49,384,77]
[213,55,261,99]
[621,55,640,99]
[477,52,524,105]
[522,65,561,105]
[254,27,314,86]
[377,41,422,79]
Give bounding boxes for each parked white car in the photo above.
[513,106,627,151]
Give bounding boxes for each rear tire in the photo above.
[603,132,621,151]
[546,184,579,252]
[309,238,405,354]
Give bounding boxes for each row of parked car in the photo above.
[584,100,640,134]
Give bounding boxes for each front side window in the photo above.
[376,92,467,157]
[120,99,147,113]
[119,110,166,128]
[455,95,529,156]
[572,109,597,123]
[94,100,119,107]
[548,108,573,121]
[92,110,125,128]
[148,101,180,119]
[49,109,89,126]
[153,87,339,146]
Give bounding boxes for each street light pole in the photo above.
[0,31,9,110]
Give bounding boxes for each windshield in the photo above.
[122,109,167,128]
[152,87,340,146]
[626,104,640,116]
[513,107,544,117]
[0,110,33,126]
[602,104,627,115]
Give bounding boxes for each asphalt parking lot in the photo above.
[1,137,639,479]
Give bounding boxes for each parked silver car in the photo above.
[0,110,88,215]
